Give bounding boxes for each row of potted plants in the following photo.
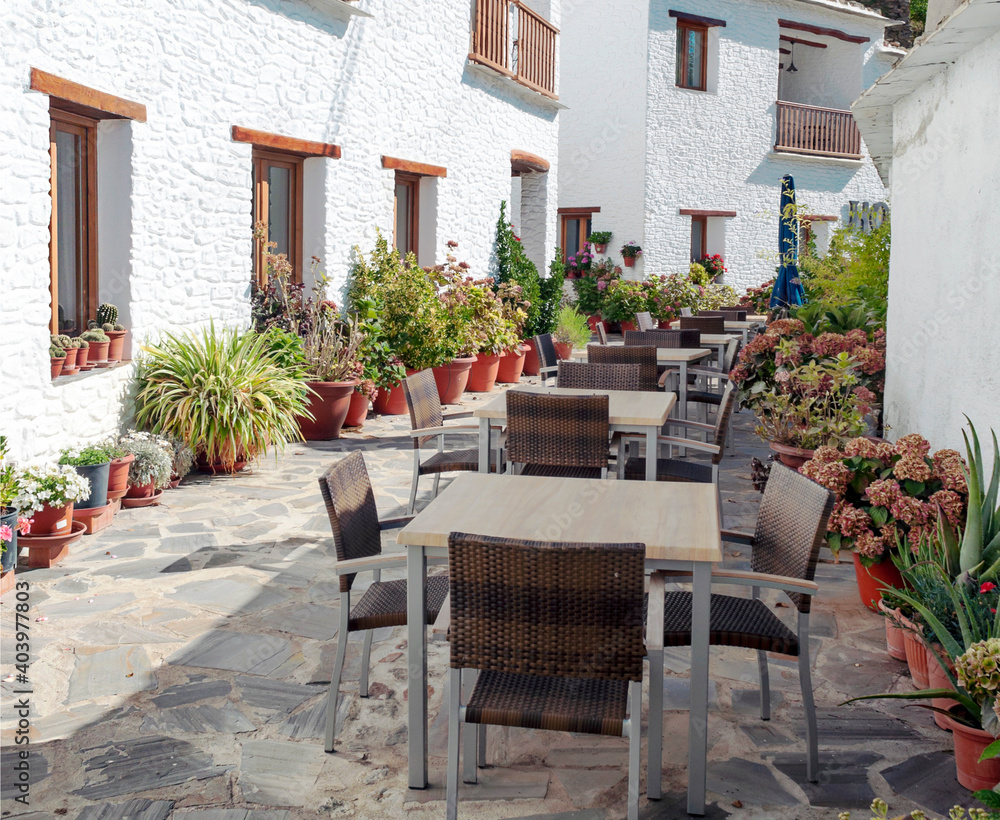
[49,303,128,379]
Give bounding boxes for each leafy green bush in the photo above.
[799,215,890,311]
[495,202,541,330]
[532,255,565,337]
[553,305,591,348]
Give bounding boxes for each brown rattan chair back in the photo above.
[318,451,382,592]
[403,369,443,447]
[587,344,658,391]
[596,321,608,346]
[624,329,701,349]
[636,311,655,331]
[710,383,738,465]
[506,391,610,470]
[447,532,646,681]
[751,464,836,613]
[680,316,725,334]
[711,307,748,321]
[534,333,559,373]
[557,361,640,391]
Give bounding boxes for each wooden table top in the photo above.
[725,320,759,330]
[571,347,712,364]
[398,473,723,565]
[473,385,676,427]
[746,314,768,323]
[700,334,741,345]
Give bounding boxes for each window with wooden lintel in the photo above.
[394,172,420,258]
[680,209,736,263]
[382,156,446,263]
[252,150,303,285]
[671,11,726,93]
[690,216,707,262]
[559,207,599,261]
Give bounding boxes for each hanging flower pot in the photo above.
[852,552,904,612]
[432,356,476,405]
[106,453,135,501]
[298,379,359,440]
[521,340,539,376]
[594,243,608,254]
[496,346,526,384]
[467,353,501,393]
[623,256,636,268]
[344,389,370,429]
[945,708,1000,791]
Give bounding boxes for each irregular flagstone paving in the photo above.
[0,376,977,819]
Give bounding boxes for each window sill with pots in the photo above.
[52,360,133,384]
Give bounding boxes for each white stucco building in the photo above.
[852,0,1000,454]
[0,0,562,461]
[557,0,902,290]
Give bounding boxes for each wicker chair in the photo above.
[645,464,836,797]
[623,329,701,349]
[587,344,659,391]
[445,532,646,820]
[533,333,560,385]
[635,310,655,331]
[707,307,748,321]
[595,320,609,346]
[318,451,449,753]
[557,361,640,391]
[403,369,499,514]
[679,315,725,334]
[505,391,610,478]
[680,307,693,317]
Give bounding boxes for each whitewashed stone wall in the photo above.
[0,0,560,461]
[883,27,1000,453]
[558,0,897,291]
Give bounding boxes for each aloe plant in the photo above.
[960,420,1000,579]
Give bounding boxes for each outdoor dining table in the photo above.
[398,472,723,815]
[700,332,741,368]
[473,384,676,482]
[724,320,760,345]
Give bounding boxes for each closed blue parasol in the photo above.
[770,174,806,310]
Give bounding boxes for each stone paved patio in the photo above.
[0,375,976,819]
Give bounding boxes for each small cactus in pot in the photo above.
[82,328,111,366]
[97,303,118,326]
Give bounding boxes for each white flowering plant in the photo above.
[122,433,172,489]
[14,463,91,515]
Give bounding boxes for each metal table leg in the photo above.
[645,425,657,482]
[477,417,490,473]
[407,545,429,789]
[687,561,710,815]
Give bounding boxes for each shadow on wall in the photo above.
[745,150,861,194]
[245,0,350,38]
[461,67,560,124]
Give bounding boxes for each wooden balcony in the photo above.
[774,100,862,160]
[470,0,558,100]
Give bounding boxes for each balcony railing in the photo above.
[470,0,558,100]
[774,100,862,160]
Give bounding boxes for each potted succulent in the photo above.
[14,463,90,535]
[49,343,66,379]
[620,241,642,268]
[122,431,173,502]
[552,304,591,360]
[96,303,128,362]
[588,231,612,254]
[51,334,79,375]
[101,437,135,502]
[167,437,195,488]
[81,327,111,365]
[58,446,112,511]
[75,338,93,372]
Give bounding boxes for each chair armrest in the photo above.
[444,411,474,421]
[378,515,415,530]
[408,424,481,437]
[710,569,818,596]
[431,592,450,642]
[334,554,408,576]
[669,419,716,433]
[646,572,666,651]
[720,529,754,546]
[688,366,728,379]
[656,435,720,456]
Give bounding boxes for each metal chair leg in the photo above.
[432,472,441,499]
[360,628,374,697]
[627,679,642,820]
[462,669,479,784]
[446,667,462,820]
[646,648,664,800]
[756,650,770,720]
[408,453,421,515]
[324,597,351,752]
[477,725,487,768]
[798,614,819,782]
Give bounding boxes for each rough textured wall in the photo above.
[0,0,560,461]
[640,0,895,292]
[884,28,1000,453]
[858,0,914,46]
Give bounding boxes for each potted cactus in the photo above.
[75,338,93,372]
[81,327,111,366]
[97,304,128,362]
[51,334,79,374]
[49,343,66,379]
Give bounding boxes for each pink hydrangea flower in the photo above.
[0,524,12,543]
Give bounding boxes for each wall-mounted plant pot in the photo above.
[623,257,636,268]
[50,356,65,379]
[344,389,370,429]
[73,461,111,509]
[298,379,359,440]
[467,353,501,393]
[852,551,904,612]
[521,341,539,376]
[433,356,476,405]
[496,346,526,384]
[106,330,127,363]
[593,243,608,254]
[107,454,135,501]
[87,340,110,365]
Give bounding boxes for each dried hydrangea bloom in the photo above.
[844,437,880,459]
[929,489,965,527]
[865,479,901,509]
[854,528,885,559]
[893,454,933,483]
[956,638,1000,705]
[800,459,852,495]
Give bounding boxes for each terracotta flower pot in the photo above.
[594,243,608,254]
[903,628,930,690]
[553,341,572,361]
[87,340,110,365]
[768,441,816,470]
[522,340,539,376]
[927,645,960,730]
[623,256,636,268]
[298,379,359,440]
[106,330,127,363]
[344,389,370,428]
[77,352,95,372]
[852,551,904,612]
[22,520,85,567]
[107,453,135,501]
[658,320,674,329]
[877,599,908,662]
[587,315,603,332]
[496,346,526,384]
[197,454,248,474]
[50,356,64,379]
[62,347,79,370]
[945,708,1000,790]
[467,353,501,393]
[432,356,476,405]
[126,480,158,499]
[619,320,637,333]
[31,502,75,535]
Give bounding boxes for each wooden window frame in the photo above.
[676,21,709,91]
[252,149,304,286]
[690,216,708,262]
[560,214,595,262]
[393,172,421,259]
[49,107,98,335]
